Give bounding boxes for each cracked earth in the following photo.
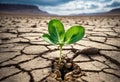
[0,15,120,82]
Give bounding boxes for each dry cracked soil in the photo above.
[0,15,120,82]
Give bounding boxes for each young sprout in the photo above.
[42,19,85,63]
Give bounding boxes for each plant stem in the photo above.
[59,44,63,63]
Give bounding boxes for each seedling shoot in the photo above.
[42,19,85,63]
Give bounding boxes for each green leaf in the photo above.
[48,19,65,44]
[64,25,85,44]
[42,34,57,44]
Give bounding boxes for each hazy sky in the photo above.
[0,0,120,15]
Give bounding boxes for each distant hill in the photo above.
[0,4,49,15]
[108,8,120,14]
[0,4,119,16]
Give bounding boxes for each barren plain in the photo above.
[0,14,120,82]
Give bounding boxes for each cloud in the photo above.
[106,0,120,7]
[0,0,120,15]
[38,0,120,15]
[37,0,103,15]
[0,0,73,6]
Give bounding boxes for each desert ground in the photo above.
[0,14,120,82]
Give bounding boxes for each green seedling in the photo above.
[42,19,85,63]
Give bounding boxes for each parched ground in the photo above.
[0,15,120,82]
